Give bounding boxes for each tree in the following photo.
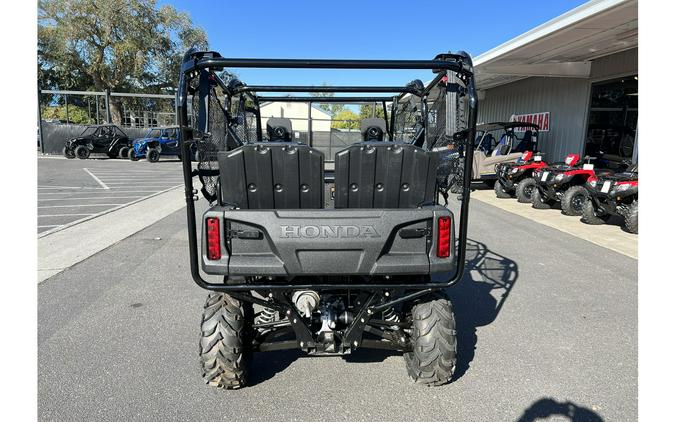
[38,0,208,124]
[310,90,345,115]
[359,103,386,120]
[331,110,360,130]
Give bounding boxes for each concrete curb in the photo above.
[38,186,186,283]
[470,189,637,259]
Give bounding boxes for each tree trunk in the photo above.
[110,99,123,125]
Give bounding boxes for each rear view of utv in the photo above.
[177,49,477,389]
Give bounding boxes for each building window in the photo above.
[585,75,638,167]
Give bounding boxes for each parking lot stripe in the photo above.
[38,186,104,190]
[83,168,110,189]
[103,184,183,188]
[39,214,93,217]
[37,191,163,195]
[38,185,183,239]
[37,225,59,228]
[38,204,127,208]
[38,196,143,201]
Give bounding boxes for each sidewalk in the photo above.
[470,189,637,259]
[38,186,186,282]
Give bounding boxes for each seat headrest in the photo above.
[360,118,386,142]
[267,117,293,141]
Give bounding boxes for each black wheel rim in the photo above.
[77,149,87,158]
[572,194,586,212]
[524,185,534,199]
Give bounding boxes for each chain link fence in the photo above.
[38,89,179,154]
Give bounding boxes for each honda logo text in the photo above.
[279,225,380,239]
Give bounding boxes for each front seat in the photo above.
[514,130,534,153]
[360,118,386,142]
[267,117,293,142]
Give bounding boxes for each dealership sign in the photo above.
[509,112,550,132]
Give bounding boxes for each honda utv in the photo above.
[441,121,538,195]
[177,49,478,388]
[62,124,132,159]
[581,164,638,233]
[531,154,612,215]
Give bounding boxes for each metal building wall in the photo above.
[477,77,591,162]
[590,48,638,80]
[476,48,638,163]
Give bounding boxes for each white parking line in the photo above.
[38,196,143,201]
[103,184,183,188]
[94,177,184,180]
[38,186,104,190]
[83,168,110,189]
[38,204,127,208]
[39,214,93,217]
[38,191,164,195]
[38,185,182,238]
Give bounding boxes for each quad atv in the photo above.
[581,164,638,233]
[129,126,182,162]
[494,151,548,203]
[62,124,132,159]
[531,154,611,216]
[177,49,477,388]
[442,121,539,194]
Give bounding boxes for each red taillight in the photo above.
[437,216,451,258]
[206,217,221,260]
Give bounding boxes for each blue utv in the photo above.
[129,126,181,162]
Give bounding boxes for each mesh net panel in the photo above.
[426,83,447,149]
[191,88,261,203]
[393,97,420,142]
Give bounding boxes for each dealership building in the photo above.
[473,0,637,167]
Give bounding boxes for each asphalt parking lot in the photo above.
[38,156,183,235]
[38,196,637,421]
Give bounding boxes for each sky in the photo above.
[160,0,588,87]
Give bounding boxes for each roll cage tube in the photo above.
[177,50,477,292]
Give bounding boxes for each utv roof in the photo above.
[477,122,540,132]
[178,50,475,105]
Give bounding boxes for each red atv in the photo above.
[581,164,638,233]
[494,151,549,203]
[531,154,611,216]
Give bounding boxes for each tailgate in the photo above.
[201,206,455,277]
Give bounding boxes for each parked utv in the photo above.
[129,126,181,162]
[177,49,477,389]
[62,124,131,159]
[581,164,638,233]
[442,121,538,194]
[494,150,548,202]
[531,154,612,215]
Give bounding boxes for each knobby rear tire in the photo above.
[560,185,589,216]
[580,199,609,225]
[75,145,90,160]
[199,293,253,390]
[62,146,75,159]
[404,296,457,386]
[516,177,536,203]
[531,187,552,209]
[624,201,638,234]
[494,180,513,198]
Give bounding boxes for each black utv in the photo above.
[177,49,478,388]
[581,164,638,233]
[62,124,132,159]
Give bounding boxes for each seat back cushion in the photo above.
[218,142,324,209]
[334,142,438,208]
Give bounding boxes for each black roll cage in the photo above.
[177,49,478,296]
